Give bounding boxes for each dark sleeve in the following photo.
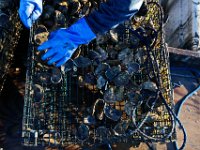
[85,0,144,34]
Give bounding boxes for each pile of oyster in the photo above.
[30,0,166,146]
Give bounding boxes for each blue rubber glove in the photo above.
[38,17,96,67]
[19,0,43,28]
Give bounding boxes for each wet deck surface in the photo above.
[173,80,200,150]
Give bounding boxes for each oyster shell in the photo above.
[97,75,107,89]
[141,81,158,92]
[96,126,110,141]
[126,62,140,75]
[50,68,62,84]
[104,86,124,103]
[31,84,44,102]
[94,63,110,76]
[118,48,134,65]
[77,124,89,141]
[105,65,121,81]
[73,56,92,68]
[104,104,122,121]
[113,120,130,136]
[113,71,130,86]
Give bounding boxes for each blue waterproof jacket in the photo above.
[86,0,144,34]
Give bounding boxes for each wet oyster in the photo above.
[113,71,130,86]
[39,73,51,84]
[107,47,118,59]
[81,1,91,16]
[118,48,134,65]
[127,91,143,105]
[95,46,108,62]
[31,84,44,102]
[96,126,110,141]
[87,50,101,61]
[42,5,55,20]
[113,120,130,136]
[95,63,110,76]
[34,25,49,45]
[141,81,158,92]
[129,31,140,48]
[63,59,74,72]
[104,105,122,121]
[109,24,126,42]
[143,126,154,135]
[105,65,121,81]
[34,32,49,45]
[84,72,96,84]
[74,56,91,68]
[77,124,89,141]
[126,62,140,75]
[57,2,69,16]
[104,86,124,103]
[96,34,109,44]
[54,10,66,27]
[50,68,62,84]
[124,102,136,116]
[68,0,81,15]
[97,75,107,89]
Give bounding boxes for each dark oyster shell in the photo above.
[95,63,110,76]
[126,62,140,75]
[105,65,121,81]
[73,56,92,68]
[124,102,136,116]
[113,120,130,136]
[104,105,122,121]
[104,86,124,103]
[96,126,111,140]
[113,71,130,86]
[50,68,62,84]
[63,59,74,72]
[32,84,44,102]
[77,124,89,141]
[118,48,133,65]
[97,75,107,89]
[84,72,96,84]
[141,81,158,92]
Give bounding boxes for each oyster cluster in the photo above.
[38,0,104,30]
[23,0,174,148]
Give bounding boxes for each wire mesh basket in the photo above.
[22,0,176,149]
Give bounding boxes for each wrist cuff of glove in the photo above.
[68,17,96,44]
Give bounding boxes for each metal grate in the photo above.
[22,0,176,149]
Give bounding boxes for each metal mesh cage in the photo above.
[22,0,176,149]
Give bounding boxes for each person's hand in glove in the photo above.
[19,0,43,28]
[37,17,96,67]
